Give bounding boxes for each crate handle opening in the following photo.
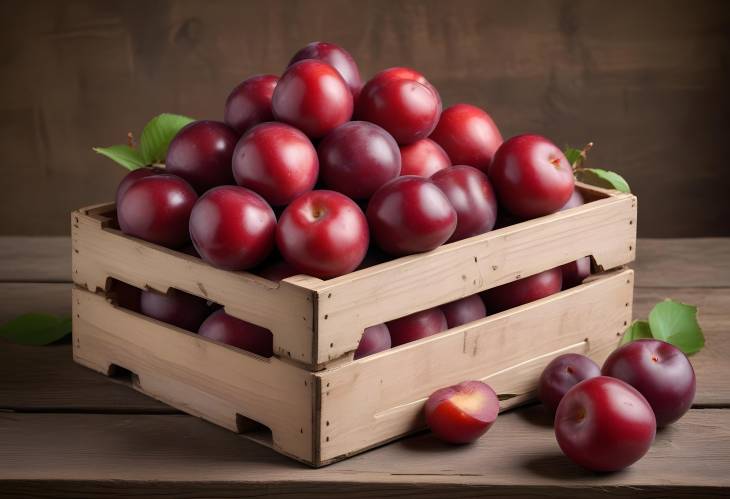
[235,414,273,445]
[107,363,140,387]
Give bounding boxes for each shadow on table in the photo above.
[513,403,555,428]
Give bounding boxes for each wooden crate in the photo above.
[71,182,637,466]
[72,182,636,370]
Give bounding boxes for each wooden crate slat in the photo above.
[72,288,315,463]
[316,269,633,462]
[72,208,319,365]
[313,188,636,364]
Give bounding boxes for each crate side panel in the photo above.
[72,288,315,463]
[71,209,317,365]
[312,194,636,364]
[317,269,633,461]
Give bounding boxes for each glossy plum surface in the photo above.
[318,121,401,199]
[189,186,276,271]
[399,138,451,177]
[140,288,210,332]
[224,74,278,134]
[232,122,319,206]
[482,268,562,313]
[561,257,591,289]
[272,60,353,138]
[425,380,499,444]
[198,309,273,357]
[117,174,197,248]
[538,353,602,413]
[366,176,456,256]
[555,376,656,472]
[353,323,392,359]
[602,339,696,426]
[560,189,585,211]
[489,134,575,219]
[115,166,164,207]
[288,42,362,97]
[276,190,369,278]
[387,307,448,347]
[431,165,498,242]
[429,104,502,172]
[359,66,439,99]
[165,120,238,193]
[440,295,487,328]
[357,73,441,145]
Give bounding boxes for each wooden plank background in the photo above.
[1,0,729,237]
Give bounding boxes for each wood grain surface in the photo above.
[1,0,729,237]
[0,237,728,495]
[0,409,727,498]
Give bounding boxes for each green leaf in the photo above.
[93,145,146,171]
[648,299,705,355]
[564,147,583,167]
[575,168,631,193]
[0,313,72,346]
[620,320,652,346]
[139,113,195,164]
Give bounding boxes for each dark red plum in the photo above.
[232,122,319,206]
[387,307,448,347]
[431,165,498,242]
[115,166,164,207]
[489,134,575,219]
[555,376,656,471]
[357,70,441,145]
[224,74,278,134]
[425,380,499,444]
[288,42,362,97]
[367,176,456,256]
[272,60,353,139]
[189,186,276,271]
[198,309,273,357]
[481,268,562,313]
[117,174,197,248]
[140,288,210,332]
[399,138,451,177]
[602,339,696,426]
[276,190,369,278]
[165,120,238,193]
[561,257,591,289]
[318,121,401,199]
[440,295,487,328]
[538,353,601,413]
[429,104,502,172]
[353,323,391,359]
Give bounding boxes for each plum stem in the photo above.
[127,132,136,149]
[571,142,594,170]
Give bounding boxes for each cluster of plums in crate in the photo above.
[426,339,696,472]
[113,41,587,359]
[108,41,679,471]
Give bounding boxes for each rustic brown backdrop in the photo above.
[1,0,729,236]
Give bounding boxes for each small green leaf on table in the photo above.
[648,299,705,355]
[139,113,195,164]
[575,168,631,193]
[620,320,652,346]
[92,145,146,171]
[0,313,72,346]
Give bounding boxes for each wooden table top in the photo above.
[0,238,728,498]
